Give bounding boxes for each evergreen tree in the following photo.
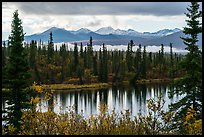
[42,44,47,56]
[87,37,93,69]
[169,2,202,131]
[160,44,164,77]
[169,43,174,78]
[29,40,37,69]
[46,32,55,83]
[84,47,87,68]
[158,50,161,75]
[174,53,178,77]
[2,41,6,68]
[136,44,142,72]
[131,44,142,84]
[119,55,126,82]
[77,64,84,85]
[149,52,152,64]
[126,40,134,72]
[161,44,164,60]
[2,41,7,87]
[102,43,108,82]
[55,45,57,52]
[73,42,79,74]
[111,51,115,73]
[126,43,131,71]
[142,46,147,79]
[98,48,103,82]
[30,40,41,83]
[3,10,31,134]
[93,52,98,76]
[80,42,83,58]
[47,32,54,64]
[60,43,67,82]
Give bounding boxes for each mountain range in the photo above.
[24,27,202,49]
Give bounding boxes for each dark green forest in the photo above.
[2,36,185,86]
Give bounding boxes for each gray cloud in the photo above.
[87,20,101,27]
[8,2,202,16]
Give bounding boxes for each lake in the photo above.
[31,83,182,118]
[2,83,183,125]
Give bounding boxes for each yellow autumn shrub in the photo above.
[33,81,43,93]
[183,107,202,135]
[19,95,177,135]
[4,84,200,135]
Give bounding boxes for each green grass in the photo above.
[35,78,182,92]
[136,77,181,84]
[2,78,182,93]
[42,83,110,91]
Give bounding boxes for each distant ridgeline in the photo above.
[2,27,202,50]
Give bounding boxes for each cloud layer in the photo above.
[6,2,192,16]
[54,42,187,53]
[2,2,202,41]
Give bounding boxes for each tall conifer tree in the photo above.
[169,2,202,131]
[3,10,31,134]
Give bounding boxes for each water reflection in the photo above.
[2,83,183,119]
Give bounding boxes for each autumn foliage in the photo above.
[2,83,201,135]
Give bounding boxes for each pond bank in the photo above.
[136,77,180,84]
[2,78,181,93]
[42,83,110,91]
[41,78,181,91]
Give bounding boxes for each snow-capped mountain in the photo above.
[23,26,200,50]
[95,27,143,36]
[112,29,127,35]
[72,28,92,34]
[94,27,180,37]
[42,27,65,34]
[110,28,142,36]
[41,26,181,37]
[144,28,181,36]
[126,29,142,36]
[95,26,115,35]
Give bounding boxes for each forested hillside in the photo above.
[2,36,185,86]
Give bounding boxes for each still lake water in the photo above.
[32,83,182,118]
[2,83,183,124]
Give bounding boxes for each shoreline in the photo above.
[2,78,181,93]
[42,83,111,92]
[41,78,181,91]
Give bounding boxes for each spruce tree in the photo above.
[73,42,79,74]
[131,44,142,84]
[46,32,55,83]
[149,52,152,64]
[2,41,7,69]
[102,43,108,82]
[47,32,54,64]
[169,43,174,78]
[93,53,98,76]
[60,43,66,82]
[126,43,131,71]
[160,44,164,77]
[169,2,202,131]
[136,44,142,73]
[29,40,37,69]
[142,46,146,79]
[3,10,31,134]
[80,42,83,58]
[84,47,87,68]
[98,48,103,82]
[2,41,7,88]
[126,40,134,72]
[87,37,93,69]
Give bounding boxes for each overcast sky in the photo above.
[2,2,202,40]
